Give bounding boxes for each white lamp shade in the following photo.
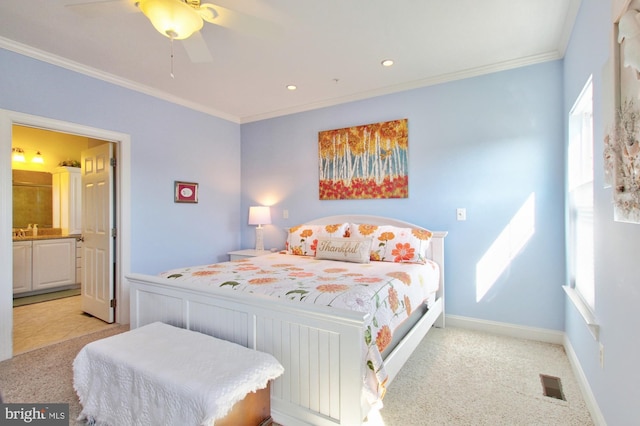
[138,0,203,40]
[248,206,271,226]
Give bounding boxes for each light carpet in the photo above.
[0,326,593,425]
[372,327,593,425]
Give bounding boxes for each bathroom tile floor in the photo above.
[13,295,117,355]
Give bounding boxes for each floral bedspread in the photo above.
[159,253,440,406]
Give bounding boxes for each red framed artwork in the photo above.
[174,181,198,203]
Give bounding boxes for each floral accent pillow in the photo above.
[315,237,372,263]
[286,223,349,256]
[349,223,433,263]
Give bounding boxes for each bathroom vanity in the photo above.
[13,235,79,296]
[12,168,82,297]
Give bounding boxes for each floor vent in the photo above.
[540,374,566,401]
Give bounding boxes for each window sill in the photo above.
[563,285,599,340]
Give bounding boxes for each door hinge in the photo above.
[110,299,116,308]
[111,228,117,238]
[110,157,117,167]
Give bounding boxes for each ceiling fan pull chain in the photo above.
[169,35,175,79]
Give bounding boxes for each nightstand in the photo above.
[228,249,272,260]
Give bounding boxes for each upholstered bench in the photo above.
[73,322,284,426]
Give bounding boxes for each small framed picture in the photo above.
[174,181,198,203]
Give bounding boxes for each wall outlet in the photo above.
[599,342,605,369]
[283,209,289,219]
[456,208,466,221]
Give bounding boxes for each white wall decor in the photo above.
[605,0,640,223]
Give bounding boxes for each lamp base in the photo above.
[255,227,265,251]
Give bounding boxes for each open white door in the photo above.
[81,143,114,323]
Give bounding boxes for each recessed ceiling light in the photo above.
[381,59,394,67]
[286,85,297,91]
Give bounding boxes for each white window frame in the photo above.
[565,76,598,339]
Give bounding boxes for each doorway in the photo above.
[11,126,115,354]
[0,110,132,361]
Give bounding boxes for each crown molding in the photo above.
[241,51,563,123]
[0,36,241,124]
[1,36,563,126]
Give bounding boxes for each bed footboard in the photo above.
[127,273,370,426]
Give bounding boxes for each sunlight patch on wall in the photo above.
[476,193,536,302]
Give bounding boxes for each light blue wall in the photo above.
[564,0,640,424]
[241,61,566,331]
[0,48,242,273]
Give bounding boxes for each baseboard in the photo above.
[445,314,606,426]
[563,336,608,426]
[445,314,564,344]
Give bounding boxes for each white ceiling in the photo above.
[0,0,581,123]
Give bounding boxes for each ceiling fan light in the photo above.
[138,0,203,40]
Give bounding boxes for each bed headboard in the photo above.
[306,214,428,229]
[305,215,447,301]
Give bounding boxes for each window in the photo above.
[567,77,594,311]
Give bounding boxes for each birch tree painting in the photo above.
[319,119,408,200]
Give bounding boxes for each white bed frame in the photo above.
[126,215,446,426]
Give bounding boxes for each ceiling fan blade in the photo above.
[201,3,282,39]
[64,0,138,18]
[181,31,214,63]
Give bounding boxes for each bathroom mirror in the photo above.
[12,170,53,229]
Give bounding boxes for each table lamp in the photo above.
[248,206,271,251]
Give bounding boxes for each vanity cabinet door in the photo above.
[13,241,32,294]
[32,238,76,291]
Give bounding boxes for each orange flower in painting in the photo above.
[316,284,350,293]
[388,287,399,312]
[289,225,302,234]
[290,246,304,256]
[300,229,313,238]
[192,270,220,277]
[357,224,378,236]
[404,295,412,316]
[248,277,278,285]
[378,232,395,242]
[411,228,432,240]
[376,325,392,352]
[370,251,381,261]
[310,239,319,253]
[391,243,415,262]
[387,271,411,285]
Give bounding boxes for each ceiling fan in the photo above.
[136,0,217,40]
[66,0,277,64]
[136,0,219,64]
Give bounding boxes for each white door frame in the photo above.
[0,109,131,361]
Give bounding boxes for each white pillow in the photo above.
[315,237,372,263]
[349,223,433,263]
